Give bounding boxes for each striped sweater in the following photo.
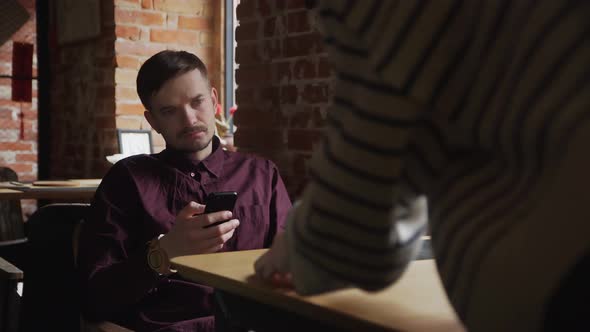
[285,0,590,330]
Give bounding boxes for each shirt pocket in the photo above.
[227,205,267,250]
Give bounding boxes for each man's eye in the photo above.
[191,99,203,107]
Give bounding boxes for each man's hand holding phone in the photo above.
[159,196,239,259]
[203,191,238,227]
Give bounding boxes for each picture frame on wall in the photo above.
[117,129,153,156]
[55,0,101,45]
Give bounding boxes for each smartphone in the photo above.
[203,191,238,228]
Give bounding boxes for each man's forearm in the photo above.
[81,249,160,322]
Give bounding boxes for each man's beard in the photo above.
[189,136,213,152]
[176,124,212,153]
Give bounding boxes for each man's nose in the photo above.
[181,105,198,125]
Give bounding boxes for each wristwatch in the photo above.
[147,235,174,275]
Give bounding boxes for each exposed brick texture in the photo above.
[0,0,38,217]
[49,0,118,181]
[179,16,212,31]
[234,0,334,199]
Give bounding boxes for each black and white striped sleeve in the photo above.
[284,0,467,295]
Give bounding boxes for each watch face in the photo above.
[148,250,164,269]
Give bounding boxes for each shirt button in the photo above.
[190,172,195,177]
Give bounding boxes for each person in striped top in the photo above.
[254,0,590,331]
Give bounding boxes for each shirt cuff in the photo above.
[285,200,349,296]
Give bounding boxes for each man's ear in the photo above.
[210,86,218,108]
[144,110,160,134]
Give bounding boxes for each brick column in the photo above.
[0,0,38,217]
[235,0,334,198]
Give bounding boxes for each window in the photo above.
[224,0,239,134]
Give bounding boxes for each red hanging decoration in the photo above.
[11,42,33,103]
[12,42,34,140]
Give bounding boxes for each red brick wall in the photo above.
[234,0,333,198]
[49,0,118,179]
[113,0,224,152]
[0,0,37,216]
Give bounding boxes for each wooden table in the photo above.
[172,249,465,332]
[0,179,100,200]
[0,179,100,243]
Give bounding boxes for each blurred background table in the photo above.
[0,179,100,200]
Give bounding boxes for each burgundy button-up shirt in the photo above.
[77,137,291,331]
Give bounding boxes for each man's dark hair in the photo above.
[136,50,209,111]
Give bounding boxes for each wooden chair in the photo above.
[18,203,132,332]
[0,256,23,332]
[0,167,27,332]
[0,166,26,243]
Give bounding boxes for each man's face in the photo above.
[145,69,218,155]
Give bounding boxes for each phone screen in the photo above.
[203,191,238,228]
[204,191,237,213]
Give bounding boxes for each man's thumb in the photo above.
[181,201,205,217]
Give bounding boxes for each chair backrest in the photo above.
[21,203,90,332]
[0,167,25,243]
[0,256,23,332]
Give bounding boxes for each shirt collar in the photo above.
[158,136,225,178]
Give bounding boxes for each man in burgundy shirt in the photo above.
[77,50,292,331]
